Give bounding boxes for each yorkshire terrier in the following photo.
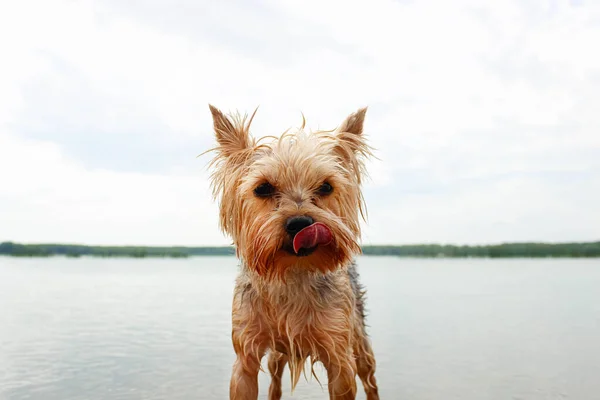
[205,104,379,399]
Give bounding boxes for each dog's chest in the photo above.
[249,275,353,351]
[235,268,356,356]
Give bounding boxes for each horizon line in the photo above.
[2,240,600,248]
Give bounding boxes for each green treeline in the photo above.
[1,241,599,258]
[0,242,234,258]
[360,242,600,258]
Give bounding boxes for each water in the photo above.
[1,256,599,400]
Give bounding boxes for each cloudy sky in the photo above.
[0,0,598,246]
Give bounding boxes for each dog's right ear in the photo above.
[332,107,372,183]
[209,104,255,157]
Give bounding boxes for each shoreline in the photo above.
[2,241,599,258]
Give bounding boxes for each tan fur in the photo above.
[205,105,379,399]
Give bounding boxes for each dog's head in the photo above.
[206,105,372,279]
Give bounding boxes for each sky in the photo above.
[0,0,599,246]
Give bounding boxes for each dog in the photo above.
[205,104,379,399]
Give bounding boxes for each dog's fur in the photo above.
[205,105,379,399]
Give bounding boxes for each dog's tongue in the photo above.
[293,222,332,254]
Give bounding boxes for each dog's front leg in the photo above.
[229,342,264,400]
[324,357,358,400]
[229,278,266,400]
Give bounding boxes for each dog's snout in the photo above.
[285,216,314,236]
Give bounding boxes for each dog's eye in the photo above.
[254,182,275,197]
[317,182,333,195]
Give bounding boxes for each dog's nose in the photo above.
[285,216,314,237]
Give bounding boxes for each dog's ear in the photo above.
[334,107,371,173]
[338,107,367,136]
[336,107,369,154]
[209,104,254,157]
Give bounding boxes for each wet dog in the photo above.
[205,105,379,399]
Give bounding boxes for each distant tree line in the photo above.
[0,242,234,258]
[360,242,600,258]
[1,241,599,258]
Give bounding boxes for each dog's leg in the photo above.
[355,335,379,400]
[267,351,288,400]
[348,263,379,399]
[230,342,264,400]
[324,357,357,400]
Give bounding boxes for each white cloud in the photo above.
[0,132,223,246]
[0,0,599,245]
[362,172,600,245]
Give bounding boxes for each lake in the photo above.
[1,256,599,399]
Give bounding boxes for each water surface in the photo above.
[1,256,599,399]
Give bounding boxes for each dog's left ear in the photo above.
[334,107,371,172]
[209,104,255,157]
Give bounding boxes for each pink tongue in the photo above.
[293,222,332,254]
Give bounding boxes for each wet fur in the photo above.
[205,105,379,399]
